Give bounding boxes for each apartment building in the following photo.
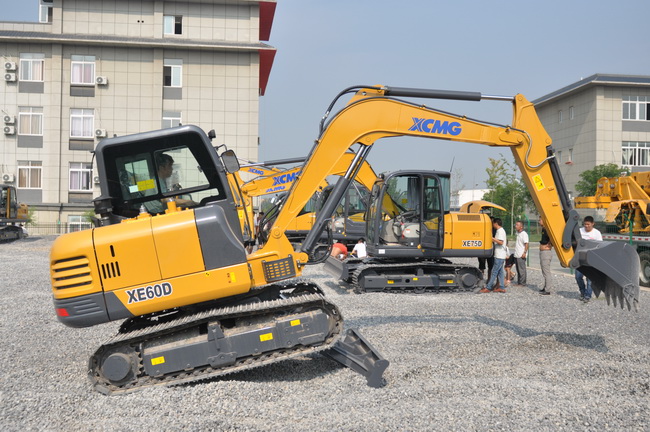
[0,0,276,227]
[533,74,650,198]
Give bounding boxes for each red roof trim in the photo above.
[259,2,276,41]
[259,48,276,96]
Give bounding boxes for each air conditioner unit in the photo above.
[3,115,15,124]
[93,175,101,184]
[2,173,15,182]
[4,61,16,71]
[95,128,107,138]
[4,73,16,82]
[3,125,15,135]
[95,76,108,85]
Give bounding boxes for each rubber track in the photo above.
[89,289,343,395]
[351,261,482,294]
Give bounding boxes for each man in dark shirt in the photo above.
[538,219,553,295]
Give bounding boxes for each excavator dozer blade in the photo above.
[323,328,389,388]
[572,239,640,311]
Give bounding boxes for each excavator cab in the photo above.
[93,125,239,227]
[1,185,18,219]
[366,171,449,255]
[326,180,371,245]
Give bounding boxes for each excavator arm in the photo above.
[255,85,639,310]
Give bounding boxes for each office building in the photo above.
[533,74,650,198]
[0,0,276,229]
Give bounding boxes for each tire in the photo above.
[638,251,650,287]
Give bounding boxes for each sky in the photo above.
[3,0,650,187]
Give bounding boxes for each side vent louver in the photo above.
[100,261,121,279]
[456,214,483,221]
[52,256,93,289]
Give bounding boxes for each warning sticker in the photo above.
[151,356,165,365]
[137,179,156,191]
[533,175,545,191]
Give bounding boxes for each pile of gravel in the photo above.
[1,236,649,431]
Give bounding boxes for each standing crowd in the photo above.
[479,215,600,303]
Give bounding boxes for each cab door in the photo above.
[420,175,446,250]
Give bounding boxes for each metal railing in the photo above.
[24,222,92,236]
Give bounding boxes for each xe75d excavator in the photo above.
[50,85,640,395]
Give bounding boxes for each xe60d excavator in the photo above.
[50,85,639,395]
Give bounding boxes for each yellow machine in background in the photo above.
[230,152,380,248]
[1,185,28,241]
[50,85,640,395]
[574,172,650,233]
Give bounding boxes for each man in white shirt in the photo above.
[514,220,529,286]
[575,216,602,303]
[351,238,367,258]
[480,218,508,293]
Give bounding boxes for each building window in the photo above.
[557,150,562,163]
[568,148,573,162]
[622,96,650,121]
[69,162,93,191]
[71,55,96,85]
[39,0,53,23]
[17,161,42,189]
[163,59,182,87]
[569,106,574,120]
[18,107,43,136]
[162,112,182,128]
[70,109,94,138]
[558,110,563,123]
[163,15,182,35]
[622,141,650,167]
[68,215,92,232]
[19,53,44,82]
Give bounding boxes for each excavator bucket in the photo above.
[572,239,640,311]
[324,328,389,388]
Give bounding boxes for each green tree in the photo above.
[482,155,533,234]
[574,163,630,196]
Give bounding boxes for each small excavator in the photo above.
[323,169,511,293]
[50,85,640,395]
[1,185,28,241]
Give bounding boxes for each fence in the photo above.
[24,222,92,236]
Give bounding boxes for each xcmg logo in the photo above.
[247,168,265,176]
[409,117,462,136]
[272,171,300,186]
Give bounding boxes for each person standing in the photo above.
[575,216,602,303]
[538,219,553,295]
[478,217,496,280]
[513,220,529,286]
[480,218,508,293]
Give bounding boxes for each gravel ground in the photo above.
[1,236,650,431]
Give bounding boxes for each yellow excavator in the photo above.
[1,185,28,241]
[50,85,639,395]
[323,169,512,293]
[233,152,380,249]
[226,157,305,249]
